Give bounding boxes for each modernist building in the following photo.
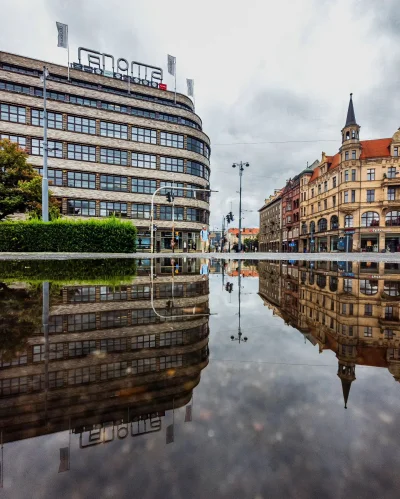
[0,258,209,446]
[258,190,282,252]
[0,51,211,251]
[300,95,400,253]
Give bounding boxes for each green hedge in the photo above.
[0,218,137,253]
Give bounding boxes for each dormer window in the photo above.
[395,147,398,157]
[346,131,350,140]
[352,130,356,139]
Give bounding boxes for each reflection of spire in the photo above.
[337,363,356,409]
[341,378,352,410]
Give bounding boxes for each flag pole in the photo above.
[67,25,70,82]
[174,59,177,105]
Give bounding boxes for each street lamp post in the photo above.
[41,66,49,222]
[230,261,248,343]
[232,161,249,252]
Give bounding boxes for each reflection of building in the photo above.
[300,96,400,253]
[257,261,282,315]
[227,260,259,278]
[0,259,209,445]
[0,51,211,251]
[258,191,282,252]
[258,260,400,406]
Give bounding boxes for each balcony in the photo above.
[339,203,358,213]
[382,199,400,210]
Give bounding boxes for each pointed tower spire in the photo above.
[341,378,352,409]
[345,93,357,127]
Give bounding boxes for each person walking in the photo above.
[200,226,209,253]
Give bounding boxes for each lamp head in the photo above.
[232,163,236,168]
[245,162,249,167]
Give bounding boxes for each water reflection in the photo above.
[0,258,209,474]
[259,260,400,407]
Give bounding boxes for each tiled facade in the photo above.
[0,51,211,251]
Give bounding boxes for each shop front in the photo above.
[385,234,400,252]
[330,236,339,251]
[137,230,151,251]
[361,234,379,252]
[317,236,328,252]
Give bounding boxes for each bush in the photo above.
[0,218,137,253]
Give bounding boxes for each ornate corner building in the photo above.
[0,51,211,251]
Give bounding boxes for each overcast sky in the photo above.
[1,0,399,228]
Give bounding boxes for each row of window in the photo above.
[303,275,400,296]
[34,168,208,198]
[302,211,400,233]
[4,134,210,179]
[65,199,209,222]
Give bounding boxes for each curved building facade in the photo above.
[0,51,211,251]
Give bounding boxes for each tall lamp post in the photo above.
[232,161,249,252]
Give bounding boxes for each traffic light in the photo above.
[166,192,175,202]
[226,215,230,223]
[229,212,234,221]
[225,282,233,293]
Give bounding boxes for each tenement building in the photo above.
[300,95,400,253]
[258,190,282,252]
[0,51,211,251]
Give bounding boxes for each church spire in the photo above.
[341,378,352,409]
[345,93,357,127]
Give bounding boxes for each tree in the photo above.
[0,139,60,220]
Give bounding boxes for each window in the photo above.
[132,204,151,219]
[67,199,96,216]
[67,313,96,332]
[187,208,202,222]
[101,101,128,113]
[388,187,395,201]
[31,110,63,129]
[34,168,63,186]
[100,310,129,328]
[318,202,321,211]
[31,139,63,158]
[367,169,375,181]
[0,134,26,149]
[361,211,379,227]
[131,334,156,349]
[384,281,400,296]
[324,181,328,192]
[0,80,30,95]
[160,181,184,197]
[100,286,128,301]
[131,285,151,299]
[131,357,157,374]
[387,167,397,179]
[384,329,394,340]
[351,190,356,203]
[364,327,372,337]
[344,191,349,203]
[132,178,157,194]
[364,304,373,316]
[318,184,322,195]
[0,377,28,395]
[159,331,184,347]
[345,151,349,161]
[352,151,356,160]
[68,367,96,385]
[100,362,129,380]
[310,221,315,234]
[385,211,400,226]
[132,153,156,169]
[332,177,337,188]
[187,136,206,156]
[131,127,157,144]
[160,206,172,220]
[49,316,63,334]
[367,189,375,202]
[100,175,128,192]
[100,338,128,352]
[332,195,336,208]
[69,341,96,357]
[344,215,353,227]
[385,306,394,320]
[160,132,184,148]
[1,103,26,123]
[70,95,97,107]
[100,121,128,139]
[311,188,314,198]
[100,148,128,165]
[67,143,96,161]
[67,171,96,189]
[68,116,96,134]
[344,170,349,182]
[351,169,356,181]
[318,218,327,232]
[187,161,209,180]
[394,147,398,157]
[100,202,127,217]
[66,287,96,303]
[330,215,339,229]
[360,279,378,295]
[160,156,184,173]
[344,279,352,292]
[33,343,64,362]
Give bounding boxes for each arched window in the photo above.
[361,211,379,227]
[330,215,339,230]
[317,274,326,288]
[352,130,356,139]
[309,272,315,285]
[310,221,316,234]
[384,281,400,296]
[330,276,338,292]
[301,222,307,235]
[344,215,353,227]
[385,211,400,227]
[318,218,327,232]
[301,272,307,284]
[346,131,350,140]
[360,279,378,295]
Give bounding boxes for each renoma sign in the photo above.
[71,47,167,90]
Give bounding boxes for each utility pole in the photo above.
[41,66,49,222]
[222,215,225,252]
[232,161,249,252]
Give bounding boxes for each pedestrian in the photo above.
[200,226,209,253]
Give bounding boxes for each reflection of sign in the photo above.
[369,229,383,232]
[368,275,381,279]
[72,47,165,90]
[78,414,162,448]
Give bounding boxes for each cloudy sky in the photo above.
[1,0,399,228]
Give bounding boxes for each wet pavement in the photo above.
[0,257,399,498]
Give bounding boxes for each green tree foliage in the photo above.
[0,139,60,220]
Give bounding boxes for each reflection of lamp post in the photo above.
[232,161,249,252]
[230,260,248,343]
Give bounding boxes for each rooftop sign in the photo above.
[70,47,166,90]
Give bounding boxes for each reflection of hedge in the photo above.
[0,218,137,253]
[0,259,137,285]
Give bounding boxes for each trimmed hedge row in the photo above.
[0,218,137,253]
